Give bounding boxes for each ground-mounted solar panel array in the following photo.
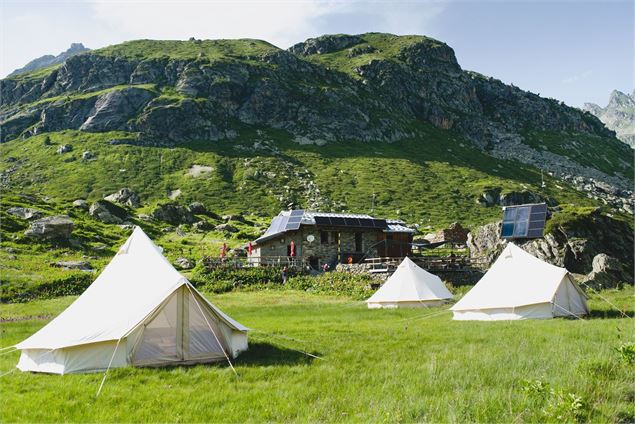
[501,203,548,239]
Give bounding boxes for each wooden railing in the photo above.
[364,255,487,273]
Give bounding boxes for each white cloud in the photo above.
[562,69,593,84]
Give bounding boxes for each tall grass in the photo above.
[0,288,632,422]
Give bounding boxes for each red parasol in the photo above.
[247,241,253,256]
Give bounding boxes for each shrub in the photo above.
[286,272,375,300]
[1,273,93,303]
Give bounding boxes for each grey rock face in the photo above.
[25,215,73,239]
[7,207,42,220]
[288,35,362,56]
[187,202,207,215]
[89,199,129,224]
[104,187,140,208]
[151,203,195,225]
[80,87,156,132]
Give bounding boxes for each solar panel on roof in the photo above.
[344,217,360,226]
[358,218,374,227]
[372,219,388,229]
[289,210,305,217]
[330,217,346,226]
[286,222,301,230]
[501,203,547,239]
[314,216,331,226]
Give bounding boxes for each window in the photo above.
[355,232,363,252]
[320,231,329,245]
[331,231,339,245]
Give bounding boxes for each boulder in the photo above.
[24,215,73,240]
[581,254,628,289]
[222,214,245,223]
[174,257,195,270]
[50,260,93,271]
[104,187,140,208]
[72,199,89,210]
[81,150,95,160]
[215,223,238,233]
[56,144,72,154]
[7,207,42,220]
[89,200,129,224]
[188,202,220,219]
[193,220,213,232]
[151,203,195,225]
[499,190,545,206]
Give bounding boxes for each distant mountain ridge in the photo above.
[583,90,635,148]
[8,43,90,77]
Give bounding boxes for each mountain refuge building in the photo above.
[252,210,415,269]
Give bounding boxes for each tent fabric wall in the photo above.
[366,257,452,308]
[451,243,588,321]
[367,300,446,309]
[14,227,248,374]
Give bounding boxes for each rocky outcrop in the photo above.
[581,254,630,289]
[288,34,362,56]
[151,202,195,225]
[89,200,129,224]
[215,223,238,233]
[79,87,156,132]
[72,199,88,210]
[24,215,73,239]
[467,208,634,283]
[104,188,140,208]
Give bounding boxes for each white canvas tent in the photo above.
[451,242,588,320]
[15,227,248,374]
[366,257,453,308]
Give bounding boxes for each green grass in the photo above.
[0,288,633,422]
[94,39,280,62]
[301,33,448,78]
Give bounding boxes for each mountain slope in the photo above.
[8,43,90,77]
[0,33,632,214]
[583,90,635,148]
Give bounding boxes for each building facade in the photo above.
[252,210,415,269]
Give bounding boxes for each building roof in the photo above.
[255,210,415,244]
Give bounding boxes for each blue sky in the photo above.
[1,0,632,107]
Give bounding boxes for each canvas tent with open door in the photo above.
[451,242,588,321]
[14,227,248,374]
[366,257,453,308]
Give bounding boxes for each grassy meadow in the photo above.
[1,288,633,423]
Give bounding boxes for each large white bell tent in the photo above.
[451,242,588,321]
[366,257,453,308]
[15,227,248,374]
